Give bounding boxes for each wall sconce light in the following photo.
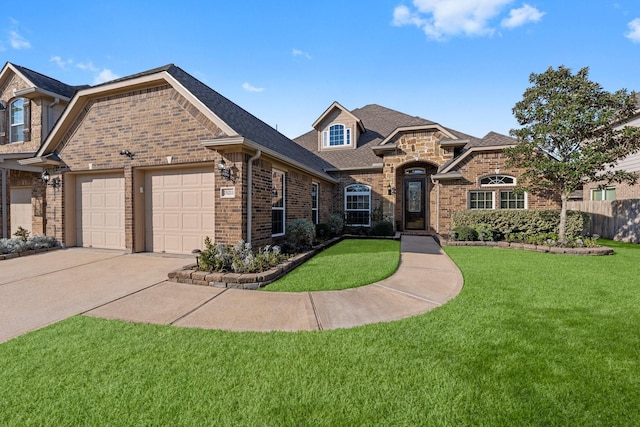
[120,149,134,159]
[387,184,396,195]
[41,171,61,189]
[217,158,233,181]
[272,187,278,197]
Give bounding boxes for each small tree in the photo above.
[505,65,640,240]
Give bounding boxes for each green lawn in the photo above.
[264,238,401,292]
[1,240,639,425]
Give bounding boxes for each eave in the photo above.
[312,101,365,132]
[323,163,384,173]
[377,124,458,147]
[431,172,463,180]
[201,137,337,184]
[439,145,517,174]
[14,87,71,102]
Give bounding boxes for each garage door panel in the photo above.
[10,187,32,235]
[76,174,125,250]
[145,168,214,254]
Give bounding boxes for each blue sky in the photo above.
[2,1,640,140]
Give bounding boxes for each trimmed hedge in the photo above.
[451,210,589,239]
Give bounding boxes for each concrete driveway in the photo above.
[0,248,191,343]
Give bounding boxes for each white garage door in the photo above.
[10,187,31,235]
[76,174,125,250]
[145,167,215,254]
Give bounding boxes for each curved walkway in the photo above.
[86,235,464,332]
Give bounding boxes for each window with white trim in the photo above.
[500,190,526,209]
[469,191,494,209]
[311,182,319,225]
[322,124,351,147]
[345,184,371,226]
[480,175,516,186]
[10,98,25,143]
[591,187,616,201]
[272,169,286,236]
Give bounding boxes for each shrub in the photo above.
[328,214,344,236]
[371,220,395,236]
[453,226,478,241]
[13,227,30,242]
[198,237,288,273]
[0,235,59,255]
[452,210,589,239]
[473,223,496,241]
[286,219,315,250]
[315,223,330,240]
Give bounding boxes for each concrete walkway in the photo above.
[85,235,464,332]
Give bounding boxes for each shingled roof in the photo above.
[11,64,83,99]
[294,104,485,170]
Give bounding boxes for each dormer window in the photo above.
[323,124,351,148]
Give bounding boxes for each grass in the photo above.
[263,238,401,292]
[1,239,639,425]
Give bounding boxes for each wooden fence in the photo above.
[567,200,640,242]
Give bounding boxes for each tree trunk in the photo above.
[559,192,568,242]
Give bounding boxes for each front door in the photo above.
[404,178,426,230]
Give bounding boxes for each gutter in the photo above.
[246,150,262,244]
[1,167,6,238]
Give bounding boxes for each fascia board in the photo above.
[311,101,364,132]
[14,87,71,102]
[378,124,457,146]
[37,71,238,157]
[201,137,337,183]
[439,145,516,174]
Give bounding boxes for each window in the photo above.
[322,124,352,147]
[500,190,526,209]
[345,184,371,226]
[480,175,515,186]
[311,183,319,225]
[272,169,285,236]
[10,98,25,143]
[469,191,494,209]
[405,168,426,176]
[591,187,616,201]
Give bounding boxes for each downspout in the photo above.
[246,150,262,244]
[1,167,6,238]
[47,98,60,134]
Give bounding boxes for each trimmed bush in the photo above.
[286,219,315,250]
[315,223,330,239]
[198,237,287,273]
[452,210,589,239]
[371,220,395,237]
[453,226,478,241]
[474,223,496,241]
[327,214,344,236]
[0,235,59,255]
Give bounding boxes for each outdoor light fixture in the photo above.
[217,158,232,181]
[272,187,278,197]
[191,249,201,268]
[387,184,396,195]
[119,149,134,159]
[41,171,61,189]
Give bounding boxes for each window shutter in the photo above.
[23,99,31,141]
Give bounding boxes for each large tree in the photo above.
[505,65,640,240]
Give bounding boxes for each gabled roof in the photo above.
[32,64,334,181]
[294,104,483,170]
[437,131,517,176]
[0,62,82,100]
[312,101,365,133]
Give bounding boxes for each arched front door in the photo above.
[404,168,427,230]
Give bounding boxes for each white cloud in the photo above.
[9,30,30,49]
[501,4,545,28]
[93,69,119,84]
[77,61,99,72]
[242,82,264,93]
[50,56,73,69]
[392,0,544,40]
[292,48,311,59]
[626,18,640,43]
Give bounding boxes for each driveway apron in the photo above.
[0,249,191,343]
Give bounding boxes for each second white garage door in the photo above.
[76,174,125,250]
[145,168,215,254]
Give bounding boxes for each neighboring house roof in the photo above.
[4,63,83,100]
[30,64,335,181]
[294,103,486,171]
